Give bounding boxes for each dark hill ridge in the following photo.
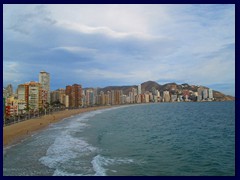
[141,81,162,93]
[85,81,234,101]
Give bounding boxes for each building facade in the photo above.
[209,89,213,99]
[28,81,42,110]
[39,71,50,103]
[65,84,82,108]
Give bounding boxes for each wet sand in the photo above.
[3,106,113,147]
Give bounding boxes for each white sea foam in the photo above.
[39,107,134,176]
[53,169,83,176]
[39,109,104,172]
[75,110,105,122]
[75,106,130,122]
[91,155,134,176]
[39,132,97,169]
[92,155,108,176]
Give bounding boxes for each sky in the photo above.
[3,4,235,96]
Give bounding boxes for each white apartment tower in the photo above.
[39,71,50,103]
[209,89,213,99]
[138,84,142,95]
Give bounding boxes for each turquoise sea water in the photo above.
[3,101,235,176]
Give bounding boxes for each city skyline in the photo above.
[3,4,235,96]
[3,70,220,120]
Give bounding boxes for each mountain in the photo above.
[212,90,235,101]
[141,81,162,93]
[140,81,234,101]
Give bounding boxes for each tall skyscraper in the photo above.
[28,81,42,110]
[39,71,50,103]
[163,91,170,102]
[65,84,82,108]
[203,89,208,100]
[197,87,204,101]
[17,84,28,113]
[17,81,42,111]
[138,84,142,95]
[111,90,115,105]
[18,81,42,111]
[209,89,213,99]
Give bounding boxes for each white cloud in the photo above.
[46,4,153,34]
[51,46,98,54]
[3,4,235,95]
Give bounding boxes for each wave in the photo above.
[53,169,84,176]
[39,106,135,176]
[39,109,100,176]
[39,131,97,168]
[74,107,126,122]
[91,155,134,176]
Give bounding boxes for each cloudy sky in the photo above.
[3,4,235,96]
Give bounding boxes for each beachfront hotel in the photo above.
[39,71,50,104]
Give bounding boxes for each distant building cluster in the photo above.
[3,71,214,122]
[79,84,214,107]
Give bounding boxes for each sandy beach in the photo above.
[3,106,113,147]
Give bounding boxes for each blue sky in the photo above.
[3,4,235,96]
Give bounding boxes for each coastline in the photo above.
[3,106,114,148]
[3,101,232,148]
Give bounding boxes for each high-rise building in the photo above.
[17,84,28,113]
[132,88,137,96]
[171,94,178,102]
[28,81,42,110]
[41,89,48,106]
[100,91,105,105]
[82,90,86,107]
[85,89,95,106]
[121,94,127,104]
[66,85,72,106]
[5,96,18,116]
[65,84,82,108]
[144,92,150,103]
[106,91,111,105]
[64,95,69,108]
[209,89,213,99]
[17,82,42,111]
[136,94,142,103]
[17,81,41,111]
[3,98,6,124]
[3,84,13,98]
[111,90,115,105]
[163,91,170,102]
[17,84,27,102]
[129,88,137,104]
[114,90,122,105]
[129,91,134,103]
[51,90,60,103]
[138,84,142,95]
[85,89,90,106]
[73,84,82,107]
[50,88,65,104]
[197,87,204,101]
[39,71,50,103]
[203,89,208,100]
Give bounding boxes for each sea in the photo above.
[3,101,235,176]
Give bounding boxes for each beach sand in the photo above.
[3,106,113,147]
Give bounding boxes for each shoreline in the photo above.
[3,101,232,148]
[3,106,115,148]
